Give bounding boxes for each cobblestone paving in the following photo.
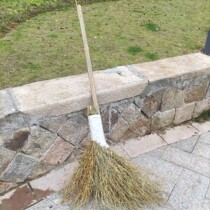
[1,122,210,210]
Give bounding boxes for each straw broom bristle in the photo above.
[62,141,164,210]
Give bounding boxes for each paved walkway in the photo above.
[1,121,210,210]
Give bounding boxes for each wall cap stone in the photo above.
[1,53,210,117]
[0,89,16,119]
[132,53,210,82]
[10,66,148,116]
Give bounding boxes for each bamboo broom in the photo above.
[62,4,164,210]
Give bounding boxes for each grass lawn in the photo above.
[0,0,210,89]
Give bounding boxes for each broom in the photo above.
[62,4,164,210]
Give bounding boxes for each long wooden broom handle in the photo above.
[77,5,100,114]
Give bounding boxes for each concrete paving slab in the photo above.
[132,150,183,201]
[162,146,210,177]
[206,185,210,199]
[123,134,167,158]
[192,121,210,133]
[143,205,176,210]
[170,135,199,153]
[3,120,210,210]
[30,162,77,200]
[201,199,210,210]
[198,131,210,145]
[0,184,37,210]
[193,141,210,160]
[168,169,209,210]
[140,145,167,158]
[46,193,95,210]
[110,144,130,159]
[132,153,183,185]
[0,181,17,194]
[159,124,198,144]
[25,198,69,210]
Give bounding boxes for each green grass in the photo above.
[0,0,70,36]
[145,23,160,32]
[146,53,159,61]
[127,46,143,55]
[194,109,210,123]
[0,0,210,89]
[0,0,117,37]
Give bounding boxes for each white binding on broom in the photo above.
[88,115,109,148]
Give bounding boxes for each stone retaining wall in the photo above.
[1,53,210,194]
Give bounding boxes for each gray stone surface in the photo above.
[206,185,210,199]
[174,102,195,124]
[206,83,210,98]
[46,193,63,204]
[133,152,183,185]
[111,117,130,141]
[193,141,210,160]
[0,112,26,139]
[3,128,30,151]
[40,116,68,133]
[134,96,144,108]
[0,136,2,146]
[100,105,110,133]
[121,103,142,124]
[143,204,176,210]
[110,108,119,128]
[185,80,209,103]
[28,162,55,180]
[132,149,183,200]
[0,153,38,182]
[170,75,209,90]
[58,115,88,145]
[151,109,175,131]
[27,195,94,210]
[199,132,210,145]
[0,147,16,175]
[112,99,130,114]
[202,199,210,209]
[0,181,17,194]
[168,169,210,210]
[193,98,210,118]
[170,135,199,153]
[162,146,210,177]
[25,198,68,210]
[22,126,56,159]
[161,88,184,111]
[47,193,93,210]
[140,79,171,97]
[142,90,163,118]
[141,145,167,158]
[41,137,74,165]
[128,114,151,137]
[0,90,16,119]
